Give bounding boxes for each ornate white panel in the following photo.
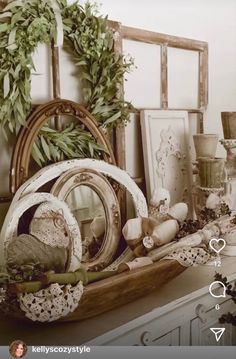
[141,110,193,212]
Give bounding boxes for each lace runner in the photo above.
[164,246,214,267]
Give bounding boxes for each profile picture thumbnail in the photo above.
[9,340,27,358]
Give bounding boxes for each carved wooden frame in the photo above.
[51,168,121,271]
[10,99,116,195]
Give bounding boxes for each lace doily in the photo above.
[30,203,70,248]
[19,282,83,322]
[163,246,214,267]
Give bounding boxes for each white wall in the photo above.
[0,0,236,225]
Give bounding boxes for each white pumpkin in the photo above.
[168,202,188,222]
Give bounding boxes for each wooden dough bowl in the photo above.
[7,259,185,323]
[59,259,185,322]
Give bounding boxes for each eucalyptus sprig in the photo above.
[0,0,59,134]
[32,123,109,166]
[0,0,134,166]
[62,1,134,127]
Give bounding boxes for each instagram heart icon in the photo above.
[209,238,226,254]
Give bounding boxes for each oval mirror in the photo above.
[65,185,106,262]
[10,99,116,195]
[51,169,121,271]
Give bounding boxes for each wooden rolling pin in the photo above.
[8,268,116,294]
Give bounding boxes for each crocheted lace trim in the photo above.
[19,282,83,322]
[164,246,214,267]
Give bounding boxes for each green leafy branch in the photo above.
[62,1,134,127]
[32,123,109,166]
[0,0,134,166]
[0,0,58,135]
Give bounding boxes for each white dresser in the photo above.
[87,257,236,346]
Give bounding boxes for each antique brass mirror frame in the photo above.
[10,99,116,195]
[51,168,121,271]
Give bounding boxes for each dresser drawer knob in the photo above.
[140,331,152,346]
[195,304,207,323]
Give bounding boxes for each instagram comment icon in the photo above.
[209,281,226,298]
[9,340,27,358]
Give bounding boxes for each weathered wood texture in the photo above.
[136,108,204,113]
[122,25,208,51]
[51,41,61,100]
[109,21,127,223]
[120,24,208,112]
[199,112,204,133]
[51,40,62,131]
[199,48,208,110]
[108,20,126,171]
[59,259,186,322]
[161,45,168,109]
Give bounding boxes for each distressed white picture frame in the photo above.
[141,110,193,213]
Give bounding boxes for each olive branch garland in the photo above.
[0,0,134,166]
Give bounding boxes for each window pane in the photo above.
[123,39,161,108]
[168,47,199,109]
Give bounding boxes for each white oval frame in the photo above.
[2,160,148,270]
[11,159,148,216]
[1,193,82,271]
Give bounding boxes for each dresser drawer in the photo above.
[191,299,236,345]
